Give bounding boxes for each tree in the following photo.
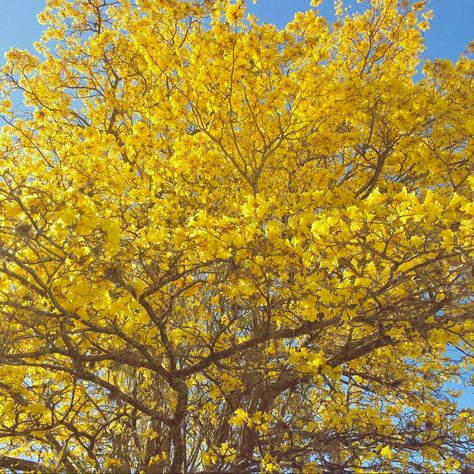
[0,0,473,471]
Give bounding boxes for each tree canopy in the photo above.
[0,0,473,472]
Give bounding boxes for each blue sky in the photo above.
[0,0,473,62]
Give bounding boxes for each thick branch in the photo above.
[0,455,47,473]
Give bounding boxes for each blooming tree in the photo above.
[0,0,473,472]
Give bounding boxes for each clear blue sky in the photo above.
[0,0,472,408]
[0,0,473,62]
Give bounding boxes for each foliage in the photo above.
[0,0,473,472]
